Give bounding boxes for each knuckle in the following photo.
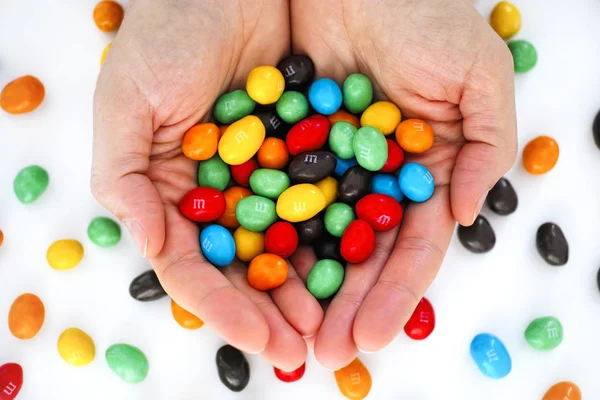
[334,291,363,308]
[377,279,420,305]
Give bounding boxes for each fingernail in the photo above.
[123,219,148,258]
[472,192,488,224]
[356,346,376,354]
[302,333,315,339]
[248,346,266,355]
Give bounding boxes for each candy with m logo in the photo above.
[289,151,336,183]
[179,187,226,223]
[218,115,265,165]
[404,297,436,340]
[276,184,326,223]
[286,114,331,155]
[355,194,403,232]
[0,363,23,400]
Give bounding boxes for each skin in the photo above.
[92,0,516,371]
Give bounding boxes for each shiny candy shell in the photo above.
[334,157,358,178]
[216,345,250,392]
[525,316,563,350]
[171,299,204,330]
[355,194,402,232]
[308,78,342,115]
[398,162,434,202]
[246,66,285,105]
[249,169,291,199]
[182,123,220,161]
[236,195,278,232]
[179,187,226,222]
[370,174,403,202]
[543,382,581,400]
[523,136,559,174]
[1,75,45,114]
[87,216,121,248]
[395,119,434,154]
[315,176,338,207]
[277,55,315,91]
[457,215,496,253]
[508,40,537,73]
[288,151,337,183]
[286,115,331,156]
[276,184,326,223]
[490,1,521,40]
[57,328,96,367]
[334,358,372,400]
[536,222,568,266]
[380,139,404,173]
[265,222,298,259]
[486,177,518,216]
[231,158,259,187]
[13,165,49,204]
[254,107,291,139]
[216,186,253,229]
[248,253,288,291]
[340,220,375,264]
[343,74,373,115]
[0,363,23,400]
[218,115,266,165]
[295,215,324,245]
[8,293,45,340]
[197,154,231,191]
[352,126,388,171]
[274,363,305,383]
[233,227,265,262]
[47,239,84,270]
[105,344,149,383]
[307,259,345,299]
[360,101,401,135]
[200,225,235,267]
[470,333,511,379]
[213,90,256,124]
[129,270,166,302]
[404,298,435,340]
[338,166,372,204]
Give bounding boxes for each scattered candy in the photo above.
[105,344,149,383]
[286,115,331,155]
[276,184,326,223]
[457,215,496,254]
[0,363,23,400]
[233,226,265,262]
[247,253,288,291]
[338,166,372,204]
[536,222,568,266]
[264,221,298,259]
[213,90,256,125]
[93,0,124,32]
[249,169,291,199]
[216,345,250,392]
[353,126,388,171]
[8,293,45,340]
[0,230,3,247]
[370,174,403,202]
[171,299,204,330]
[486,177,518,215]
[324,203,355,237]
[489,1,521,40]
[57,328,96,367]
[307,259,345,299]
[355,194,403,232]
[315,176,338,207]
[525,316,563,350]
[231,158,259,187]
[289,151,337,183]
[360,101,401,135]
[334,358,372,400]
[340,220,375,264]
[404,298,435,340]
[508,39,538,73]
[257,138,289,170]
[216,186,252,228]
[1,75,45,114]
[129,270,167,302]
[276,55,315,91]
[247,66,285,105]
[179,187,226,222]
[47,239,84,270]
[398,162,434,202]
[276,91,309,124]
[218,116,266,165]
[593,108,600,150]
[295,215,324,245]
[470,333,512,379]
[197,154,231,191]
[87,216,121,247]
[274,363,306,383]
[200,224,235,267]
[395,119,434,154]
[100,42,111,65]
[523,136,559,174]
[13,165,49,204]
[343,74,373,114]
[236,195,277,231]
[182,123,220,161]
[308,78,342,115]
[543,381,581,400]
[314,233,344,264]
[380,139,404,173]
[329,121,357,160]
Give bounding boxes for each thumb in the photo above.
[451,43,518,226]
[91,71,165,258]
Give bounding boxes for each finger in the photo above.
[154,204,269,354]
[289,246,318,280]
[452,39,517,226]
[353,186,454,352]
[314,228,398,370]
[223,262,308,372]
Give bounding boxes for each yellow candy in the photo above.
[100,42,112,66]
[218,115,266,165]
[233,226,265,262]
[490,1,521,40]
[360,101,402,135]
[276,184,326,223]
[57,328,96,366]
[246,66,285,105]
[47,239,84,270]
[315,176,338,207]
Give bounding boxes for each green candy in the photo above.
[105,344,149,383]
[353,126,388,171]
[236,195,277,232]
[249,169,290,199]
[13,165,49,204]
[508,40,537,73]
[197,154,230,191]
[307,259,345,299]
[524,316,563,350]
[324,203,355,237]
[329,122,357,159]
[276,91,309,124]
[87,217,121,247]
[213,90,256,124]
[343,74,373,114]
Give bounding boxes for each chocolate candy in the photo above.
[246,66,285,105]
[216,345,250,392]
[274,363,306,383]
[200,225,236,267]
[8,293,45,340]
[353,126,388,171]
[179,187,226,222]
[536,222,568,266]
[254,107,291,139]
[355,194,403,232]
[342,74,373,114]
[286,114,330,155]
[213,90,256,124]
[248,253,288,290]
[307,259,345,299]
[308,78,342,115]
[105,343,149,383]
[523,136,559,175]
[593,108,600,150]
[398,162,434,202]
[470,333,511,379]
[218,116,266,165]
[197,154,231,191]
[230,158,259,187]
[57,328,96,367]
[13,165,49,204]
[129,270,166,302]
[338,166,372,204]
[334,358,372,400]
[334,156,358,177]
[295,215,324,245]
[340,219,375,264]
[404,297,435,340]
[289,151,337,183]
[360,101,401,136]
[380,139,404,173]
[508,40,537,73]
[489,1,521,40]
[457,215,496,254]
[276,91,309,124]
[87,216,121,248]
[276,184,326,223]
[329,121,357,160]
[249,169,291,199]
[370,174,403,202]
[233,227,265,262]
[277,55,315,91]
[324,203,355,237]
[524,316,563,350]
[543,381,581,400]
[0,363,23,399]
[1,75,45,114]
[265,221,298,259]
[486,177,518,215]
[314,233,344,263]
[171,299,204,329]
[47,239,84,270]
[236,195,277,231]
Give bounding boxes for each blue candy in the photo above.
[371,174,403,202]
[308,78,342,115]
[470,333,512,379]
[398,162,434,202]
[334,156,358,177]
[200,224,235,267]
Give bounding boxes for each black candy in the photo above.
[276,55,315,91]
[536,222,568,266]
[486,177,518,216]
[596,267,600,293]
[129,270,167,302]
[338,166,372,204]
[314,233,344,264]
[457,215,496,254]
[254,107,291,139]
[288,151,337,183]
[216,345,250,392]
[593,108,600,150]
[295,214,324,244]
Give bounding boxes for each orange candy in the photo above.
[181,123,220,161]
[395,119,434,153]
[523,135,559,175]
[1,75,45,114]
[334,358,372,400]
[219,125,229,136]
[216,186,253,228]
[247,253,288,291]
[171,299,204,330]
[8,293,45,340]
[543,381,581,400]
[257,138,290,169]
[0,229,3,247]
[328,110,360,129]
[93,1,124,32]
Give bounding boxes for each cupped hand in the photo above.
[91,0,322,371]
[291,0,517,369]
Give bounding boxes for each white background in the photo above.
[1,0,600,398]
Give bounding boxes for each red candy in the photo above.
[231,158,259,187]
[265,221,298,259]
[340,219,375,264]
[179,187,226,222]
[286,115,331,155]
[274,363,306,383]
[0,363,23,400]
[355,194,403,232]
[404,297,435,340]
[380,139,404,173]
